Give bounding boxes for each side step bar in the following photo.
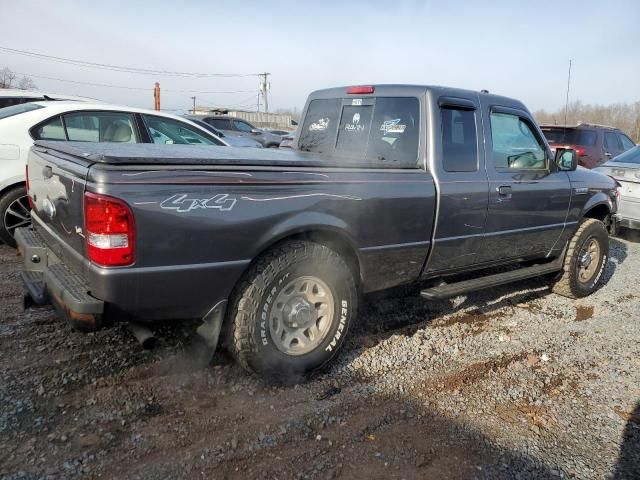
[420,260,563,300]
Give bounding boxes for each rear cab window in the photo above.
[299,96,420,167]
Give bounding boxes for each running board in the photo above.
[420,261,562,300]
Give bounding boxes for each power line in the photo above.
[13,71,259,95]
[0,45,262,78]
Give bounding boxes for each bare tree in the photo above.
[0,67,17,89]
[534,100,640,142]
[17,76,37,90]
[0,67,37,90]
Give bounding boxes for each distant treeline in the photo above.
[534,100,640,142]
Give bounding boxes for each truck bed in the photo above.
[34,141,403,169]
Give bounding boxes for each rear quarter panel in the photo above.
[88,166,436,317]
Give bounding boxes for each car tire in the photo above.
[0,185,31,248]
[228,240,357,383]
[552,218,609,299]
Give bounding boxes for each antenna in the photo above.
[564,59,572,125]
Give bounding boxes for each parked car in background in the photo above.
[192,115,282,148]
[185,117,262,148]
[595,145,640,230]
[540,123,636,169]
[0,101,228,246]
[264,128,292,136]
[278,131,296,149]
[0,89,94,109]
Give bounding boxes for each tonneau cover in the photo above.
[32,141,397,169]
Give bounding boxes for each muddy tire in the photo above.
[0,185,31,248]
[228,240,357,383]
[552,218,609,299]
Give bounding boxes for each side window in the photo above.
[32,115,66,140]
[604,132,622,152]
[619,134,635,150]
[441,107,477,172]
[233,120,253,133]
[299,98,341,153]
[208,118,231,130]
[490,112,546,170]
[63,112,138,143]
[143,115,221,145]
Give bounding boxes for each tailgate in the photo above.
[26,145,90,275]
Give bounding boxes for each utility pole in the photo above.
[563,59,572,125]
[259,72,270,113]
[153,82,160,111]
[191,96,196,115]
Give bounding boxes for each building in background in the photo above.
[192,107,296,130]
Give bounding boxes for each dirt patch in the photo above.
[574,305,594,322]
[427,353,528,392]
[432,309,503,335]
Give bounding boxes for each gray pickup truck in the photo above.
[17,84,617,382]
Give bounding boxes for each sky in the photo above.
[1,0,638,115]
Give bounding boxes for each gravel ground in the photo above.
[1,231,639,479]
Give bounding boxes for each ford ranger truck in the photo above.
[16,85,618,382]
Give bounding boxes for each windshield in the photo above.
[541,127,597,146]
[0,102,44,120]
[611,145,640,164]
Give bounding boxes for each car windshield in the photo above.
[611,145,640,164]
[541,127,597,146]
[0,102,44,120]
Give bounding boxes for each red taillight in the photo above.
[84,192,135,267]
[25,165,34,209]
[575,147,586,156]
[346,85,374,95]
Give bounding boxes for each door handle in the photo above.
[497,185,512,201]
[605,152,612,158]
[42,165,53,179]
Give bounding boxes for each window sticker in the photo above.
[309,117,330,131]
[345,112,365,132]
[380,118,406,134]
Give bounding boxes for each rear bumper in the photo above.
[16,227,104,330]
[614,215,640,230]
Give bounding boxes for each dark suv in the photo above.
[540,123,636,169]
[193,115,282,148]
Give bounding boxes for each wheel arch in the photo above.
[227,217,363,308]
[0,179,26,199]
[580,195,612,222]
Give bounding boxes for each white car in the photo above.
[0,88,96,109]
[0,101,229,246]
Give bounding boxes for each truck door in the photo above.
[425,96,489,272]
[479,104,571,261]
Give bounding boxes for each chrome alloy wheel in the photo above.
[4,195,31,238]
[269,276,335,356]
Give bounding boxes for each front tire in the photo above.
[228,240,357,383]
[0,186,31,248]
[552,218,609,299]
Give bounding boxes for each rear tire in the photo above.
[552,218,609,299]
[0,185,31,248]
[228,240,357,383]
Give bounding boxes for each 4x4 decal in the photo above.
[159,194,237,213]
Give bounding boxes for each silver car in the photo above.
[595,145,640,230]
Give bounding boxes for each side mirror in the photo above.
[250,128,261,135]
[555,148,577,171]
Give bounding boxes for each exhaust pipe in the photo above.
[127,322,157,349]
